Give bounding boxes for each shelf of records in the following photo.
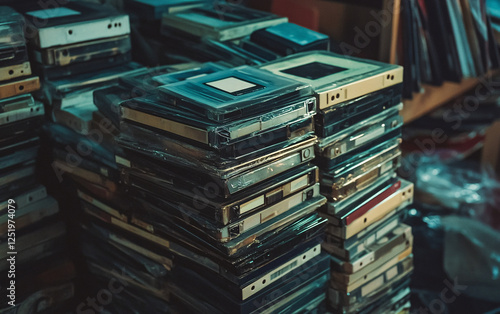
[395,0,500,122]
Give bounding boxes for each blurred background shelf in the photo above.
[401,70,500,124]
[401,77,481,124]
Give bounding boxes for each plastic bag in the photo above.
[441,215,500,302]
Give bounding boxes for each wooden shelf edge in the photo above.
[401,78,480,124]
[401,70,500,124]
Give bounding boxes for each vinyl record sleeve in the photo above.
[446,0,476,78]
[423,0,463,82]
[415,0,444,86]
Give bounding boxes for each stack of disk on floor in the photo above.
[158,1,329,66]
[76,63,216,313]
[43,65,199,314]
[0,6,75,313]
[261,51,415,313]
[82,64,332,312]
[40,61,232,312]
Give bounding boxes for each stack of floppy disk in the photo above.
[22,1,132,80]
[15,1,141,139]
[261,51,415,313]
[0,7,75,313]
[13,2,144,204]
[80,63,332,312]
[158,1,330,66]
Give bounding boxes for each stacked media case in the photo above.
[15,1,144,202]
[261,51,415,313]
[0,7,76,313]
[17,1,140,137]
[75,63,235,313]
[87,64,331,312]
[158,2,287,66]
[13,3,147,310]
[157,1,330,66]
[0,3,421,313]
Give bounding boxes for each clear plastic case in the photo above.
[157,65,314,122]
[120,95,315,149]
[260,50,403,110]
[161,3,287,42]
[0,6,26,50]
